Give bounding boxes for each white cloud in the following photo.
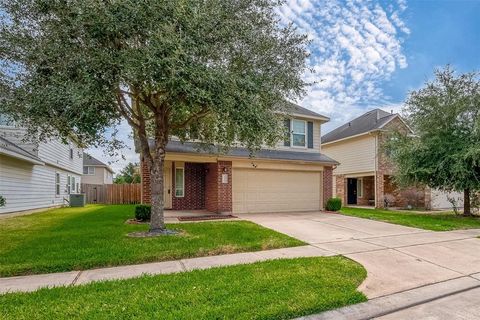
[277,0,410,132]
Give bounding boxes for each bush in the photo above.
[135,205,151,221]
[0,195,5,207]
[326,197,342,211]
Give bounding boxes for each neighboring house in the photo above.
[137,103,337,214]
[82,153,114,185]
[0,120,83,214]
[322,109,463,210]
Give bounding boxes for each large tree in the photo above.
[0,0,310,233]
[386,67,480,215]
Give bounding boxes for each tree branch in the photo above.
[171,108,211,130]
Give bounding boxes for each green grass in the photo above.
[340,207,480,231]
[0,257,367,320]
[0,205,304,277]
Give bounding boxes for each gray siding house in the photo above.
[0,121,83,214]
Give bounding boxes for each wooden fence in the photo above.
[81,183,142,205]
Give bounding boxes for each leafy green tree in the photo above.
[114,162,141,184]
[0,0,309,233]
[386,67,480,216]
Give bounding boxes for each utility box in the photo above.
[70,194,86,207]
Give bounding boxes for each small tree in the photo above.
[0,0,310,234]
[386,67,480,216]
[114,162,141,184]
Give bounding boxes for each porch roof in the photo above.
[162,140,338,165]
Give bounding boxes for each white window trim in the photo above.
[175,167,185,198]
[55,172,61,197]
[290,118,307,148]
[83,166,95,175]
[357,178,363,198]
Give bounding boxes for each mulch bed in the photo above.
[177,215,237,221]
[125,219,148,225]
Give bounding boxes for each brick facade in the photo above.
[322,167,333,208]
[335,174,346,205]
[204,161,233,213]
[172,162,205,210]
[357,176,375,206]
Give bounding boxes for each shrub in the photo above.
[326,197,342,211]
[135,205,151,221]
[0,195,5,207]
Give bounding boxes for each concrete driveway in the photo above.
[239,211,480,299]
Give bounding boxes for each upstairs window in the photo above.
[83,166,95,175]
[292,119,306,147]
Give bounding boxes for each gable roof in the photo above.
[0,136,44,165]
[282,101,330,121]
[83,153,114,173]
[322,109,400,144]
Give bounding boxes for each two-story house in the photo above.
[322,109,463,210]
[0,118,83,214]
[82,153,114,185]
[138,103,337,214]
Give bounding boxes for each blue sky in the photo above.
[88,0,480,173]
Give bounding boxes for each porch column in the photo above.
[205,161,232,213]
[375,171,385,208]
[335,174,346,206]
[322,167,333,208]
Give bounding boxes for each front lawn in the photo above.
[0,257,367,320]
[340,207,480,231]
[0,205,303,277]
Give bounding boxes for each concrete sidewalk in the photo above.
[0,245,331,294]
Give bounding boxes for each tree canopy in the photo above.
[0,0,310,232]
[114,162,141,184]
[386,67,480,215]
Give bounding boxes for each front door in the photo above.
[347,178,357,205]
[163,166,172,209]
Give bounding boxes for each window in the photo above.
[83,166,95,175]
[357,178,363,198]
[291,119,306,147]
[175,167,185,197]
[55,173,60,196]
[71,177,76,193]
[70,148,74,159]
[67,175,71,194]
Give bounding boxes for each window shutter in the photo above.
[307,121,314,148]
[284,119,291,146]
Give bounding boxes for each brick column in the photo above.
[335,174,346,205]
[140,156,151,204]
[375,171,384,208]
[217,161,232,213]
[205,161,233,213]
[322,167,333,208]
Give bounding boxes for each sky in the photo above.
[87,0,480,174]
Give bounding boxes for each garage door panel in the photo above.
[233,168,322,214]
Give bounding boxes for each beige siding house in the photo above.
[138,103,338,214]
[82,153,114,185]
[0,124,83,214]
[322,109,462,210]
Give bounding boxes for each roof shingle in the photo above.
[322,109,397,144]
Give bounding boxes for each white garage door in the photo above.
[233,169,322,214]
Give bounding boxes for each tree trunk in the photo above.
[463,188,471,216]
[149,152,166,232]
